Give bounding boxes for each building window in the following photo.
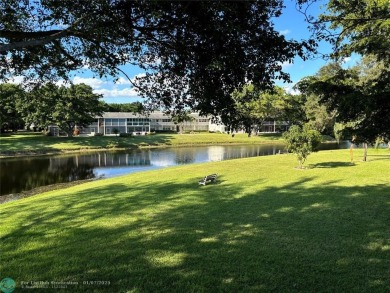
[127,118,150,126]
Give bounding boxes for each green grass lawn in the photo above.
[1,149,389,292]
[0,132,283,156]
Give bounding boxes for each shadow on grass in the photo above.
[0,134,177,156]
[257,133,283,140]
[367,153,390,162]
[309,161,355,168]
[0,135,61,155]
[67,134,176,149]
[1,177,389,292]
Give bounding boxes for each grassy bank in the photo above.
[0,132,283,157]
[1,149,389,292]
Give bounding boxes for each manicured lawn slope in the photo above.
[1,149,389,292]
[0,132,282,156]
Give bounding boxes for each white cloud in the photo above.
[143,55,161,66]
[3,76,70,88]
[54,79,69,87]
[94,87,139,98]
[281,61,294,69]
[8,76,24,84]
[132,72,147,80]
[70,73,148,99]
[115,77,132,85]
[342,57,352,64]
[284,85,300,95]
[4,72,144,100]
[73,76,105,88]
[279,29,291,36]
[115,73,147,85]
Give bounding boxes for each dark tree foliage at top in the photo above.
[0,83,25,132]
[0,0,313,122]
[297,59,390,143]
[296,0,389,143]
[297,0,390,62]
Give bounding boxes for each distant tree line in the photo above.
[103,102,144,113]
[0,83,143,136]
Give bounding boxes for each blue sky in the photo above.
[273,0,330,92]
[10,0,358,103]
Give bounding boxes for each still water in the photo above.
[0,142,351,196]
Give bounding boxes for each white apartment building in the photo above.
[79,112,211,136]
[48,111,289,136]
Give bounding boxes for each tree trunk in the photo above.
[362,142,368,162]
[349,143,354,163]
[298,158,304,169]
[246,125,252,137]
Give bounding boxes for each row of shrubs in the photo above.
[93,130,211,137]
[93,132,148,137]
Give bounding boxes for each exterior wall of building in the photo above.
[208,121,226,133]
[68,112,290,136]
[80,112,210,136]
[48,125,60,136]
[259,121,289,133]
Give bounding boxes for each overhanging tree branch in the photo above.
[0,16,86,53]
[0,30,63,39]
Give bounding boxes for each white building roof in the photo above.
[99,112,144,119]
[99,111,207,119]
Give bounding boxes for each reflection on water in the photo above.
[0,142,353,196]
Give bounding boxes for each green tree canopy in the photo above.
[283,124,322,168]
[103,102,144,113]
[228,84,260,136]
[18,83,104,137]
[295,63,340,135]
[297,0,390,143]
[0,83,25,132]
[171,110,195,134]
[298,0,390,62]
[228,84,303,136]
[322,0,390,62]
[298,57,389,143]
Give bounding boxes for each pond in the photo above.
[0,142,352,196]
